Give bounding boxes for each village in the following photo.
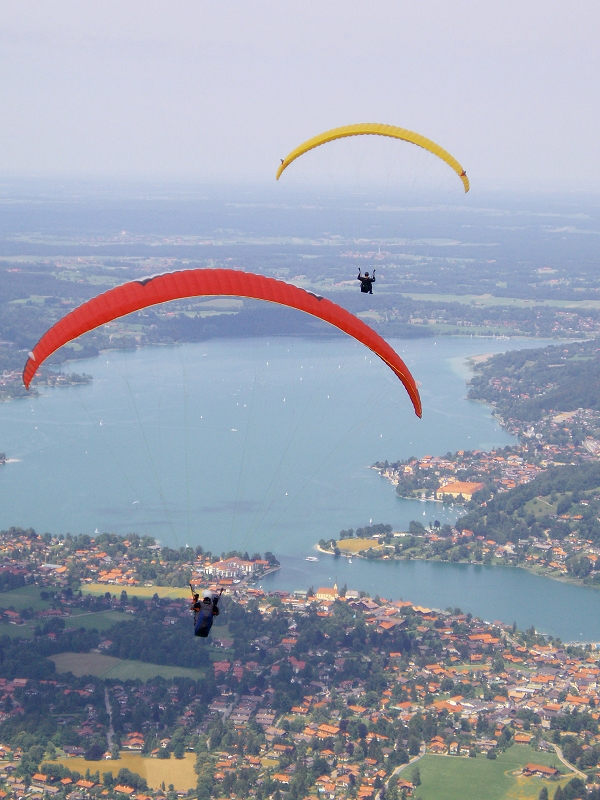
[0,565,595,800]
[0,527,279,603]
[373,407,600,507]
[360,345,600,589]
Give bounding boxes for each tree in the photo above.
[563,778,586,799]
[84,743,104,761]
[539,788,549,800]
[409,520,426,536]
[408,737,420,756]
[411,767,421,788]
[173,741,184,759]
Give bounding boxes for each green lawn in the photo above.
[0,587,131,638]
[68,610,127,630]
[104,660,205,682]
[0,585,52,612]
[412,745,573,800]
[0,622,34,638]
[49,651,205,681]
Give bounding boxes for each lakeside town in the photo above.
[0,528,596,800]
[0,288,599,800]
[0,528,279,598]
[325,341,600,590]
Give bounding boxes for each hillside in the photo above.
[467,339,600,423]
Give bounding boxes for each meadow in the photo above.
[69,611,130,631]
[0,585,52,612]
[49,652,205,681]
[410,745,574,800]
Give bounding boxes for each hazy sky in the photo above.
[0,1,598,190]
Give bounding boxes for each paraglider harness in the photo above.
[358,269,375,294]
[190,584,222,638]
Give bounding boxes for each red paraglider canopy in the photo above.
[23,268,422,417]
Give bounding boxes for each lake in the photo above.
[2,334,600,640]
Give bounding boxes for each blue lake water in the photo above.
[2,334,600,640]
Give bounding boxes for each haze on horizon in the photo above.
[0,1,598,193]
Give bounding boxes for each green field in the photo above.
[82,584,190,600]
[0,586,134,638]
[0,622,34,638]
[0,585,52,612]
[53,753,198,791]
[49,652,205,681]
[411,745,574,800]
[0,585,52,638]
[400,292,600,310]
[68,610,128,631]
[524,496,558,519]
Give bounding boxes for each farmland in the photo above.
[53,753,198,791]
[82,584,190,600]
[49,652,205,681]
[335,538,382,554]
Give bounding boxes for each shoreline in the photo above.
[356,346,600,593]
[0,331,575,409]
[315,542,600,591]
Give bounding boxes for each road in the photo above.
[550,742,586,780]
[104,687,115,751]
[380,744,426,798]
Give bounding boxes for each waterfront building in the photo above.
[437,480,485,500]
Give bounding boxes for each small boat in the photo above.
[349,558,352,563]
[305,556,319,562]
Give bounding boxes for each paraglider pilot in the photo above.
[358,269,375,294]
[190,586,221,638]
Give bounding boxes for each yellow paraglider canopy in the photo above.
[276,123,469,192]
